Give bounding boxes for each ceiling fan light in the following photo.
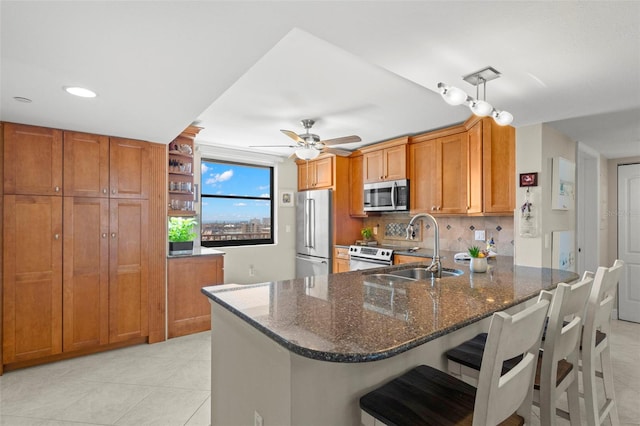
[469,99,493,117]
[493,109,513,126]
[438,83,467,106]
[295,147,320,160]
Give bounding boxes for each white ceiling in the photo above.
[2,1,639,159]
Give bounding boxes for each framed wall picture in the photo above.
[519,172,538,187]
[279,190,295,207]
[552,157,575,210]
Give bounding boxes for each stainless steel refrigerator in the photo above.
[295,189,332,278]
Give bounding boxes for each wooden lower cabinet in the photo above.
[393,254,431,265]
[3,195,63,364]
[333,247,350,273]
[168,255,224,338]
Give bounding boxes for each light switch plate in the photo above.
[474,230,486,241]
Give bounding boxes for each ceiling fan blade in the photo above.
[321,135,361,146]
[249,144,298,148]
[323,147,352,157]
[281,129,304,143]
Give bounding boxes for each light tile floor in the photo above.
[0,320,638,425]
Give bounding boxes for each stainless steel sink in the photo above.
[364,274,416,286]
[390,267,464,280]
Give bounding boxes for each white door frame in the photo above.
[618,162,640,323]
[576,143,599,275]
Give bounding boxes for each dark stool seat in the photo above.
[446,335,574,389]
[359,365,524,426]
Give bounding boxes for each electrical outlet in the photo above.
[249,265,255,277]
[474,230,486,241]
[254,411,263,426]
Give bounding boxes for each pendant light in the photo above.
[438,66,513,126]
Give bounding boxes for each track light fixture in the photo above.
[438,66,513,126]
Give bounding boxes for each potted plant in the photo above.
[468,245,488,273]
[168,217,198,255]
[361,227,373,241]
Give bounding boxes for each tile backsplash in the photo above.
[363,213,514,256]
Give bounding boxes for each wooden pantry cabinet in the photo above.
[2,122,164,368]
[2,195,63,363]
[3,123,63,196]
[349,153,366,217]
[360,137,408,183]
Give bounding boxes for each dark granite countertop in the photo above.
[201,251,578,363]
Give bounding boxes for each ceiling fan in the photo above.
[254,119,361,160]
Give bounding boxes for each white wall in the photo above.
[514,124,577,267]
[195,144,297,284]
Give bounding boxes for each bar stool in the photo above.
[359,295,550,426]
[446,276,594,426]
[577,260,624,426]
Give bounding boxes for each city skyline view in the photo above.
[200,160,272,223]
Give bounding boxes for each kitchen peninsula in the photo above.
[202,253,578,425]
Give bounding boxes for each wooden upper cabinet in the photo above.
[439,133,469,214]
[3,195,63,363]
[467,121,483,214]
[3,123,63,196]
[109,138,151,199]
[349,154,366,217]
[409,138,439,214]
[63,131,110,197]
[482,118,515,213]
[362,138,408,183]
[297,156,334,190]
[409,117,514,216]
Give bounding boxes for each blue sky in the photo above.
[200,161,271,223]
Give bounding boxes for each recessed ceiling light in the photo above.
[13,96,32,103]
[63,86,97,98]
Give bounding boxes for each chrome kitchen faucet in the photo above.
[406,213,441,278]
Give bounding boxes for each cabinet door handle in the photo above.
[103,188,108,194]
[437,206,441,211]
[102,233,107,238]
[54,186,60,193]
[54,234,60,240]
[111,233,116,239]
[112,189,116,194]
[431,206,437,211]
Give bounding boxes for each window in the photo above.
[200,159,274,247]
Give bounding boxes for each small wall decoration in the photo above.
[552,157,575,210]
[519,172,538,187]
[519,188,539,238]
[279,190,294,207]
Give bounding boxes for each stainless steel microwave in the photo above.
[363,179,409,212]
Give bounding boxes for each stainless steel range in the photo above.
[348,245,394,271]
